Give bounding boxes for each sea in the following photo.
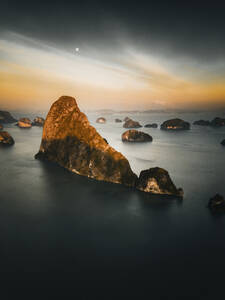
[0,110,225,299]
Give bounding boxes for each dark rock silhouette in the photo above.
[161,118,190,131]
[193,120,210,126]
[35,96,137,187]
[16,118,32,128]
[136,167,183,197]
[145,123,158,128]
[115,118,122,123]
[32,117,45,126]
[123,118,142,128]
[122,130,153,143]
[0,111,17,123]
[210,117,225,127]
[208,194,225,213]
[221,139,225,146]
[0,131,15,146]
[96,117,106,123]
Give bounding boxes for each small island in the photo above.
[210,117,225,127]
[122,130,153,143]
[144,123,158,128]
[0,131,15,146]
[96,117,106,123]
[16,118,32,128]
[32,117,45,126]
[193,120,210,126]
[123,118,142,128]
[208,194,225,213]
[0,110,17,123]
[160,118,190,131]
[115,118,122,123]
[137,167,183,197]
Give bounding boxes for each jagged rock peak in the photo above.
[35,96,137,187]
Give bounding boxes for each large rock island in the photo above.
[35,96,137,187]
[35,96,183,197]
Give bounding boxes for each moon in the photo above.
[75,48,79,52]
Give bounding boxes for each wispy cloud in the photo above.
[0,31,225,110]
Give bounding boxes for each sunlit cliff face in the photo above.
[0,31,225,111]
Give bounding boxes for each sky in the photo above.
[0,1,225,111]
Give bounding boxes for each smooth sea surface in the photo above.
[0,110,225,299]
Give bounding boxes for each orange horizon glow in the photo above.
[1,32,225,111]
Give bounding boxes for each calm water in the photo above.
[0,111,225,299]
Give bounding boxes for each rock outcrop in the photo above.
[17,118,32,128]
[32,117,45,126]
[136,167,183,197]
[193,120,210,126]
[0,110,17,123]
[144,123,158,128]
[35,96,183,197]
[35,96,137,187]
[160,118,190,131]
[115,118,122,123]
[122,130,153,143]
[96,117,106,124]
[123,118,142,128]
[221,139,225,146]
[208,194,225,213]
[210,117,225,127]
[0,131,15,146]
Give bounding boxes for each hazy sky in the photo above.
[1,1,225,110]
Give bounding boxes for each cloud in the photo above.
[0,31,225,110]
